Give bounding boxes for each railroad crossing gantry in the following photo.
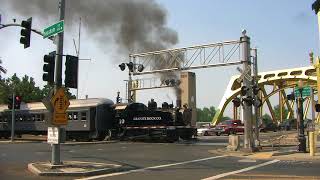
[127,39,244,94]
[212,65,318,125]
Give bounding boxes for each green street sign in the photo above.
[294,86,311,98]
[43,20,64,39]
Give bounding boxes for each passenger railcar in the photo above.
[0,98,116,141]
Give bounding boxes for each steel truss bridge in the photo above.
[213,65,318,125]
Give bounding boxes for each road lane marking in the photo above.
[76,155,227,180]
[202,159,280,180]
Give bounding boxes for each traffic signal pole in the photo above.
[10,92,15,142]
[52,0,65,165]
[241,31,254,151]
[252,48,260,147]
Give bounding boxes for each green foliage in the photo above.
[262,113,272,124]
[196,106,230,122]
[0,74,76,103]
[273,104,288,121]
[197,106,216,122]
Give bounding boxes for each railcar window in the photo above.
[40,114,45,121]
[73,113,78,120]
[35,114,41,121]
[81,112,87,121]
[68,113,72,121]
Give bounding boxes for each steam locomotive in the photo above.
[115,100,196,141]
[0,98,196,142]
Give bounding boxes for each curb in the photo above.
[27,162,131,176]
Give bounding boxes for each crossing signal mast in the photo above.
[20,17,32,49]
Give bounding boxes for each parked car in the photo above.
[278,119,297,131]
[197,123,215,136]
[213,120,244,136]
[259,122,278,132]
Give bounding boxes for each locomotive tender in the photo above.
[0,98,196,142]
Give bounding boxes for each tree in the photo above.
[197,106,216,122]
[0,74,76,103]
[0,58,7,79]
[262,113,272,125]
[196,106,230,122]
[273,104,288,121]
[42,85,76,100]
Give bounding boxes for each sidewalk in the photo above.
[209,145,320,161]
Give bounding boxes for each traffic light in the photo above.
[240,86,249,96]
[43,51,56,84]
[7,97,13,109]
[252,85,261,95]
[65,55,79,89]
[14,96,22,109]
[127,62,134,72]
[20,17,32,49]
[315,104,320,112]
[286,93,295,101]
[119,63,126,71]
[232,97,241,107]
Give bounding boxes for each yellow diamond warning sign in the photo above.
[51,88,70,125]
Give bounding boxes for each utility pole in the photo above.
[241,30,254,151]
[52,0,65,165]
[252,48,260,147]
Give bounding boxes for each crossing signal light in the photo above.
[65,55,79,89]
[240,86,249,96]
[119,63,126,71]
[254,98,262,107]
[242,96,253,106]
[252,85,261,95]
[232,97,241,107]
[137,64,144,72]
[127,62,134,72]
[43,51,55,84]
[20,17,32,49]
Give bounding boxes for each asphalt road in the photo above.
[0,134,320,180]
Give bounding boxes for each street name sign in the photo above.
[43,20,64,39]
[50,88,70,125]
[294,86,311,98]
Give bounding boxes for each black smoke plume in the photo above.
[1,0,178,55]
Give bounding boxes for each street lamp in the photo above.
[297,80,306,152]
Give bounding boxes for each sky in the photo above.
[0,0,319,116]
